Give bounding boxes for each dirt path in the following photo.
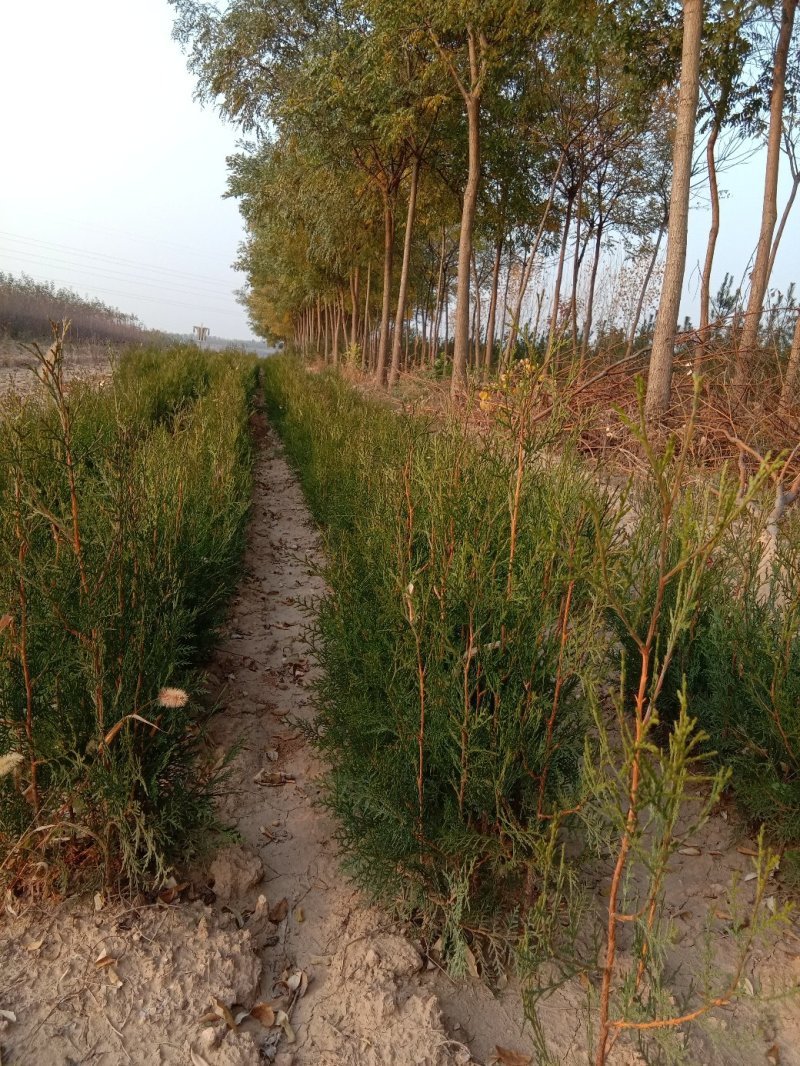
[1,400,799,1066]
[0,405,478,1066]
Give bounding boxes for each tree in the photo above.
[645,0,704,426]
[736,0,799,383]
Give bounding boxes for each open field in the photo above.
[0,361,797,1066]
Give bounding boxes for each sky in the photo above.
[1,0,253,339]
[1,2,797,339]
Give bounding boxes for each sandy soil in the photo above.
[0,340,111,396]
[0,396,798,1066]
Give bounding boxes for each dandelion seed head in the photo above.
[158,687,189,709]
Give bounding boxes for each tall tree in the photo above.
[645,0,704,426]
[736,0,799,384]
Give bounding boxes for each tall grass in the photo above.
[0,333,257,893]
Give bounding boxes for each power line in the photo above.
[0,230,241,289]
[1,268,246,323]
[1,248,241,309]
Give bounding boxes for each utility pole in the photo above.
[193,324,210,349]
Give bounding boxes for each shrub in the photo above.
[0,331,257,893]
[263,355,608,965]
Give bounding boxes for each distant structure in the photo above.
[193,324,210,349]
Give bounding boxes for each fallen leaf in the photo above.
[744,872,758,883]
[93,892,105,912]
[269,898,289,923]
[211,997,238,1030]
[253,769,295,786]
[678,846,701,856]
[233,1009,250,1026]
[463,945,479,978]
[295,906,305,924]
[106,965,123,989]
[94,952,118,969]
[0,615,12,636]
[275,1009,295,1043]
[24,938,44,952]
[490,1047,532,1066]
[0,1011,16,1023]
[190,1052,212,1066]
[737,846,759,857]
[766,1044,781,1064]
[265,749,279,762]
[766,896,776,914]
[741,977,755,996]
[250,1002,276,1027]
[286,970,308,997]
[197,1011,220,1027]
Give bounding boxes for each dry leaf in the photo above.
[490,1047,532,1066]
[295,906,305,923]
[744,872,758,882]
[0,1011,16,1023]
[269,898,289,923]
[233,1009,250,1026]
[0,615,12,636]
[197,1011,220,1027]
[463,945,479,978]
[741,977,755,996]
[94,952,117,969]
[24,938,44,952]
[250,1002,276,1027]
[211,997,238,1030]
[106,965,123,988]
[190,1052,212,1066]
[766,1044,781,1064]
[254,770,295,786]
[678,846,701,856]
[286,970,308,997]
[275,1009,296,1043]
[265,749,279,762]
[93,892,105,912]
[766,896,776,914]
[737,846,759,857]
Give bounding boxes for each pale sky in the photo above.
[2,0,252,339]
[1,2,797,339]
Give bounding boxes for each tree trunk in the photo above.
[502,153,564,365]
[471,250,482,371]
[451,93,481,397]
[581,218,605,369]
[767,165,800,282]
[778,309,800,417]
[389,156,420,387]
[625,223,667,359]
[695,118,721,369]
[547,188,575,360]
[736,0,798,385]
[644,0,703,427]
[361,261,371,371]
[375,195,396,385]
[569,180,584,354]
[484,235,503,370]
[431,227,447,364]
[350,265,360,351]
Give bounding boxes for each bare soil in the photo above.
[0,340,112,396]
[0,399,798,1066]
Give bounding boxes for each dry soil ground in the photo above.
[0,395,798,1066]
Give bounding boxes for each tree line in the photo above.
[0,273,152,347]
[171,0,800,423]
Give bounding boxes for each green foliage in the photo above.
[263,354,607,953]
[0,339,257,892]
[690,513,800,843]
